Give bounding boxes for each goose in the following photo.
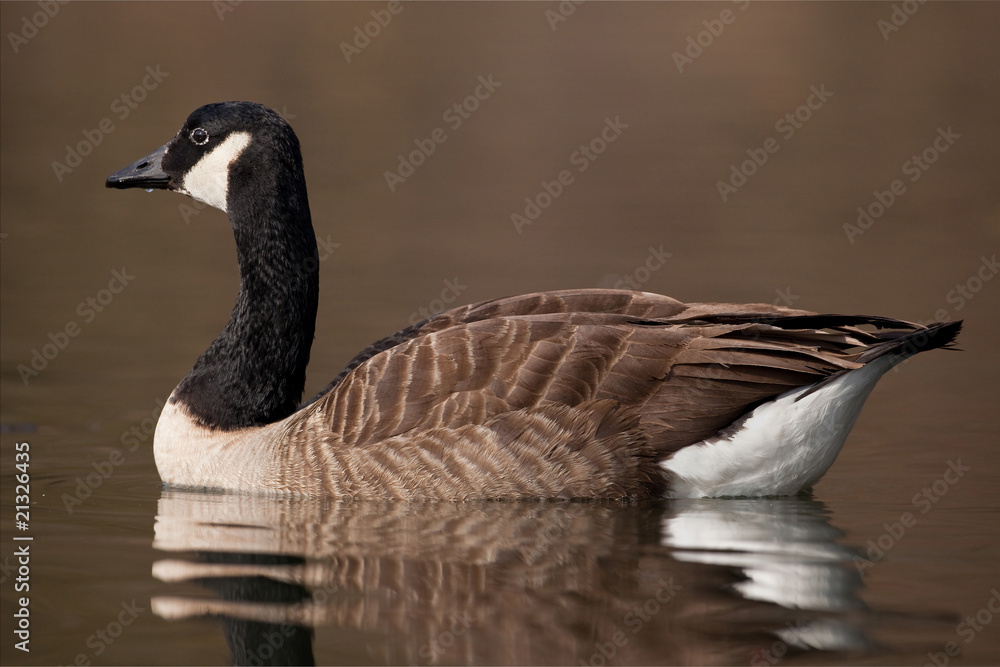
[106,102,961,499]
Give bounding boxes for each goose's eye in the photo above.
[190,128,210,145]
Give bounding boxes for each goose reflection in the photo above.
[151,491,873,665]
[661,497,873,656]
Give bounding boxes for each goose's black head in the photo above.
[106,103,318,430]
[106,101,306,217]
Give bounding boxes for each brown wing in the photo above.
[312,292,898,453]
[285,289,947,499]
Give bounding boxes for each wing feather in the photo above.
[279,290,960,498]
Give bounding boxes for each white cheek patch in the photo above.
[180,131,252,213]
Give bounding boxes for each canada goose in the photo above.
[107,102,961,499]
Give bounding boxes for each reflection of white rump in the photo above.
[662,498,871,652]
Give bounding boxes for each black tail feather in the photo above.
[796,320,962,400]
[855,319,963,364]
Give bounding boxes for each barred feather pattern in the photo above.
[156,289,959,499]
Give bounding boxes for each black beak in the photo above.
[106,143,171,190]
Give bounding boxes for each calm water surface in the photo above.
[2,2,999,665]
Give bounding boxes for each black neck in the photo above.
[173,142,319,430]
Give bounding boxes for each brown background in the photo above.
[1,2,998,665]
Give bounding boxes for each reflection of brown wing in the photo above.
[152,494,867,665]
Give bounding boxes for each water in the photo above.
[5,485,999,665]
[2,2,999,665]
